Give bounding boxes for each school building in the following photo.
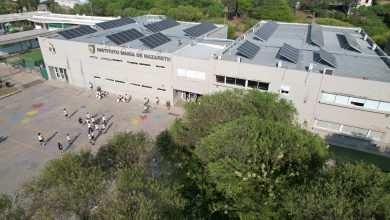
[38,15,390,156]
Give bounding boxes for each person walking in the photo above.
[58,142,63,154]
[156,97,160,105]
[64,108,69,120]
[86,112,91,120]
[91,115,95,125]
[66,134,72,144]
[38,133,45,146]
[101,122,106,133]
[95,123,100,131]
[102,114,106,125]
[87,122,93,133]
[78,117,83,125]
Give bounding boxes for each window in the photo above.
[341,125,354,134]
[176,68,206,80]
[226,77,235,85]
[235,78,246,87]
[139,63,151,66]
[327,122,341,131]
[216,75,225,83]
[258,82,269,91]
[115,80,125,83]
[335,95,349,105]
[130,83,140,86]
[280,85,290,95]
[156,65,165,68]
[353,128,369,137]
[367,130,383,140]
[364,100,380,109]
[89,56,98,59]
[157,88,166,91]
[141,85,152,89]
[378,102,390,111]
[349,97,365,107]
[316,120,327,129]
[101,57,112,61]
[112,59,123,62]
[105,78,114,81]
[321,93,336,103]
[127,61,138,65]
[94,76,101,79]
[247,80,257,88]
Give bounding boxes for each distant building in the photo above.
[39,16,390,156]
[53,0,89,9]
[357,0,372,7]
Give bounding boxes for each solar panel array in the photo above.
[106,28,144,45]
[319,48,337,68]
[236,41,260,59]
[278,43,300,64]
[183,22,217,38]
[254,20,278,41]
[344,33,363,53]
[310,23,324,47]
[96,17,135,30]
[139,32,171,49]
[144,19,180,33]
[58,25,97,39]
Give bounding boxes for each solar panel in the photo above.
[236,41,260,59]
[139,32,171,49]
[144,19,180,33]
[278,43,300,64]
[344,33,363,53]
[183,22,217,38]
[319,48,337,68]
[254,20,278,41]
[96,17,135,30]
[58,25,97,39]
[310,23,324,47]
[106,28,144,45]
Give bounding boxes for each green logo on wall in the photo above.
[88,44,96,54]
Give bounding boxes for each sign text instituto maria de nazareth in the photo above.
[95,46,171,62]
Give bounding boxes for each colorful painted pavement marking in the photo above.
[139,115,148,120]
[9,112,23,121]
[80,104,87,109]
[21,117,32,124]
[131,119,139,126]
[153,114,161,119]
[26,110,39,116]
[31,103,44,109]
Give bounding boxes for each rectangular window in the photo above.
[258,82,269,91]
[353,128,369,137]
[105,78,114,81]
[157,88,166,91]
[156,65,165,68]
[112,59,123,62]
[378,102,390,111]
[349,97,365,107]
[141,85,152,89]
[341,125,354,134]
[89,56,98,59]
[226,77,235,85]
[235,78,246,87]
[364,100,380,110]
[94,76,101,79]
[139,63,151,66]
[127,61,138,65]
[177,69,186,77]
[247,80,258,88]
[367,130,383,140]
[216,75,225,83]
[115,80,125,83]
[335,95,349,105]
[321,93,336,103]
[101,57,112,61]
[130,83,140,86]
[316,120,328,129]
[327,122,341,131]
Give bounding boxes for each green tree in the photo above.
[192,116,328,218]
[23,152,107,219]
[0,0,18,14]
[0,194,25,219]
[171,89,297,147]
[283,162,390,219]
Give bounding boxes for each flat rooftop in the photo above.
[46,15,228,54]
[220,21,390,83]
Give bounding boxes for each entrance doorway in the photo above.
[53,67,68,82]
[174,90,201,105]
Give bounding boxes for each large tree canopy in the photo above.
[171,89,297,147]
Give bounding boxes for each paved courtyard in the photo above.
[0,69,180,195]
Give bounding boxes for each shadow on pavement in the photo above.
[65,132,81,151]
[46,132,58,144]
[0,136,8,144]
[69,110,78,119]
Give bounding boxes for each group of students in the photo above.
[117,94,131,103]
[37,132,72,154]
[80,112,107,145]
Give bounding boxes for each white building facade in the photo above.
[39,16,390,156]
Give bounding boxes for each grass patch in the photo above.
[329,145,390,172]
[20,49,43,61]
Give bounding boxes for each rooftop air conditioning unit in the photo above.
[323,68,333,75]
[357,28,362,33]
[308,63,314,72]
[237,57,241,63]
[277,60,282,68]
[364,34,368,41]
[218,55,222,60]
[191,41,196,46]
[372,44,377,51]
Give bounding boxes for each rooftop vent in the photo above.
[190,41,196,46]
[357,28,361,33]
[218,55,222,60]
[372,44,377,51]
[323,68,333,75]
[237,57,241,63]
[364,34,368,41]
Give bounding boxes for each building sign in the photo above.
[93,46,171,62]
[48,42,56,54]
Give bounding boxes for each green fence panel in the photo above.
[41,68,48,80]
